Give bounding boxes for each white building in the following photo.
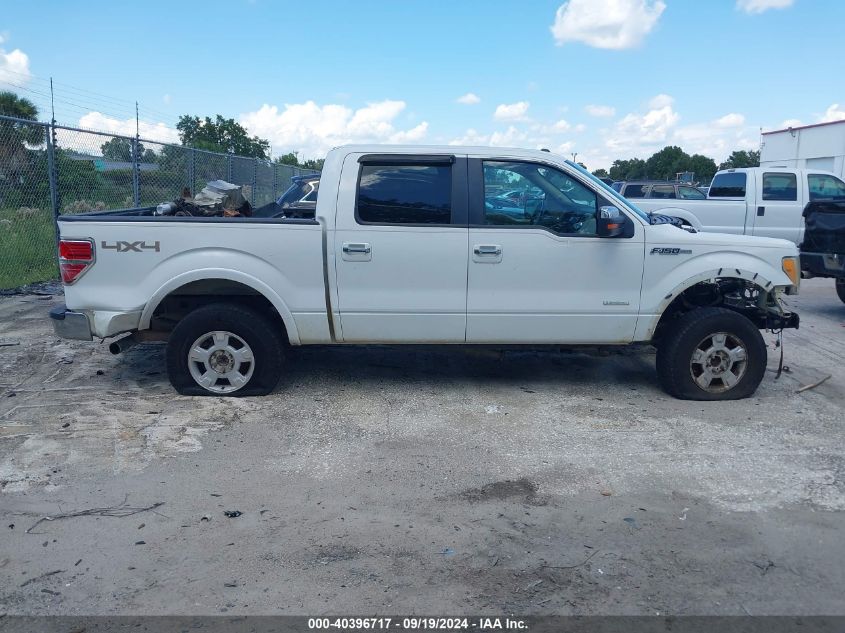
[760,120,845,178]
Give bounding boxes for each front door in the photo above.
[334,153,469,343]
[466,158,645,344]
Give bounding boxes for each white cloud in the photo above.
[780,118,802,128]
[737,0,794,14]
[448,128,489,146]
[77,112,179,145]
[820,103,845,123]
[715,113,745,128]
[494,101,530,121]
[0,42,30,86]
[608,95,679,152]
[162,94,171,105]
[239,99,429,159]
[552,119,571,132]
[574,123,587,133]
[584,104,615,117]
[648,93,674,109]
[550,0,666,49]
[456,92,480,105]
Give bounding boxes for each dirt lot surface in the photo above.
[0,279,843,616]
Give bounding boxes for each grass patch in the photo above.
[0,207,58,289]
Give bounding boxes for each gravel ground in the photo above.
[0,279,842,616]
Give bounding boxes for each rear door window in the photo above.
[678,186,706,199]
[357,164,452,224]
[709,172,747,198]
[762,173,797,201]
[650,185,676,199]
[623,184,648,198]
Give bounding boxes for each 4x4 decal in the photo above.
[101,240,160,253]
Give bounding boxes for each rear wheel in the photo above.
[166,302,284,396]
[656,307,766,401]
[836,279,845,304]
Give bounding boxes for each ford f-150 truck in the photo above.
[50,145,800,401]
[629,167,845,244]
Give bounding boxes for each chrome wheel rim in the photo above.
[187,330,254,394]
[690,331,748,394]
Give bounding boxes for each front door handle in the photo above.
[757,206,765,216]
[343,242,371,254]
[474,245,502,256]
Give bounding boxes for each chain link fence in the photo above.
[0,114,318,289]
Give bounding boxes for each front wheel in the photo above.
[166,302,285,396]
[836,279,845,304]
[656,307,767,401]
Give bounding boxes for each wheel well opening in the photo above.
[653,278,772,343]
[150,279,288,341]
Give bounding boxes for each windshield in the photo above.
[565,160,650,222]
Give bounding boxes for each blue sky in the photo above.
[1,0,843,169]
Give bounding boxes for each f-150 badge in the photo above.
[650,247,692,255]
[101,240,160,253]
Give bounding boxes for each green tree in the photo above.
[0,91,44,190]
[592,168,610,179]
[177,114,270,159]
[688,153,718,183]
[645,145,690,181]
[301,158,324,171]
[719,149,760,170]
[100,137,138,162]
[274,151,300,166]
[608,158,647,181]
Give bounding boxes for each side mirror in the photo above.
[597,205,630,237]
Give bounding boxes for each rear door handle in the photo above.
[757,206,765,216]
[343,242,371,254]
[341,242,372,262]
[474,245,502,256]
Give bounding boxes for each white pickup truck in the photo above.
[50,145,801,401]
[629,167,845,244]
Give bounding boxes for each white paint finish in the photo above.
[57,145,801,350]
[633,198,748,235]
[750,169,806,243]
[466,228,645,344]
[761,120,845,179]
[332,152,468,343]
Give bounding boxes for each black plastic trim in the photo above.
[59,214,319,225]
[358,154,455,165]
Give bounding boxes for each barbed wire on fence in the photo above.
[0,113,319,289]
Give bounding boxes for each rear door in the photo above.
[753,171,803,242]
[333,153,469,342]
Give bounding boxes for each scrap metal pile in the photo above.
[154,180,252,218]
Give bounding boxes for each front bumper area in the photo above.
[801,251,845,279]
[50,304,93,341]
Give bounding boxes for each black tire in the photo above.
[836,279,845,304]
[656,307,767,401]
[166,302,285,396]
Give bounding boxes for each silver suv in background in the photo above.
[619,181,708,200]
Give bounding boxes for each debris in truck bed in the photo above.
[155,180,252,218]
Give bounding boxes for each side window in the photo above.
[762,173,797,201]
[650,185,676,199]
[678,186,706,200]
[357,164,451,224]
[483,161,597,235]
[808,173,845,200]
[709,172,747,198]
[623,184,648,198]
